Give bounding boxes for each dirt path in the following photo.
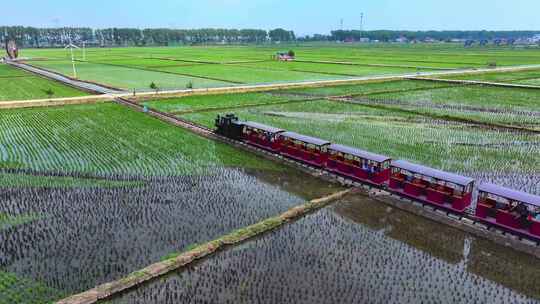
[3,61,540,109]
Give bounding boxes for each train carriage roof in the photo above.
[391,160,474,186]
[243,121,285,134]
[280,132,330,146]
[479,183,540,207]
[328,144,391,163]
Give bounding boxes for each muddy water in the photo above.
[0,167,335,298]
[106,194,540,304]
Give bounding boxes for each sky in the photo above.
[2,0,539,35]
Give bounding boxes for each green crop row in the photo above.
[0,102,280,177]
[0,271,61,304]
[181,100,540,177]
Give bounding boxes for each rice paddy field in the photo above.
[18,43,540,91]
[148,78,540,194]
[2,43,540,303]
[0,65,88,101]
[441,68,540,86]
[0,102,341,303]
[105,195,540,304]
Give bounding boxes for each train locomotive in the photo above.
[215,114,540,241]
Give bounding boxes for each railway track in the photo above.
[6,60,539,251]
[113,97,540,251]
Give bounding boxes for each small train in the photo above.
[215,114,540,241]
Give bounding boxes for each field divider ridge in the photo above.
[80,60,244,84]
[0,95,114,110]
[327,96,540,134]
[168,97,321,115]
[55,188,354,304]
[113,96,540,258]
[5,61,125,94]
[294,59,454,71]
[6,60,540,104]
[407,76,540,89]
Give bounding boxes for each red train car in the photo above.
[389,160,475,213]
[242,121,285,152]
[475,183,540,240]
[278,131,330,167]
[326,144,391,186]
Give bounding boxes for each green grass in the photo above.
[0,212,40,231]
[0,271,61,304]
[0,64,87,101]
[0,65,29,77]
[0,102,280,176]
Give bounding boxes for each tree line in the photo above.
[0,26,296,47]
[316,30,540,42]
[3,26,538,48]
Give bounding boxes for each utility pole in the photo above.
[82,41,86,61]
[65,38,80,78]
[340,19,344,31]
[360,13,364,31]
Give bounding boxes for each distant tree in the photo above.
[186,81,193,89]
[269,28,296,42]
[149,82,159,94]
[288,50,296,57]
[43,88,55,99]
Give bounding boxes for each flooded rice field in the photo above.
[106,194,540,304]
[0,167,339,298]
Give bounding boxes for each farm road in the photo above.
[4,61,540,107]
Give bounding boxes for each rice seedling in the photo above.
[22,43,540,69]
[0,65,87,101]
[0,101,343,301]
[0,171,142,188]
[27,60,231,91]
[441,69,540,85]
[0,166,337,299]
[181,99,540,193]
[0,102,279,177]
[369,84,540,111]
[143,92,299,114]
[0,271,62,304]
[104,195,540,304]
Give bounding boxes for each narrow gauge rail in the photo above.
[8,59,540,250]
[215,114,540,244]
[111,99,540,249]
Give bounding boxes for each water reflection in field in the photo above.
[107,194,540,304]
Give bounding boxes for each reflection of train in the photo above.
[215,114,540,241]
